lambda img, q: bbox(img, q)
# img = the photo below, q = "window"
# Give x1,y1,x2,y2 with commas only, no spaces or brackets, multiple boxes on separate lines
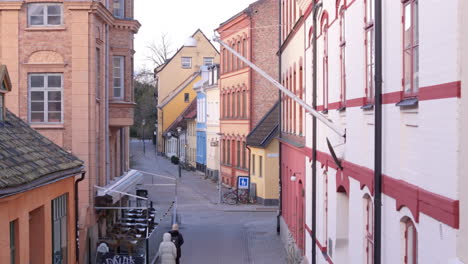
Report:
403,0,419,96
242,39,247,67
232,43,236,71
203,57,214,66
323,25,329,111
96,48,101,99
236,92,241,118
10,220,19,264
252,154,256,175
52,194,68,264
299,66,303,135
293,69,296,134
184,93,189,103
237,141,241,167
29,73,63,123
28,3,62,26
222,49,226,73
113,0,124,18
227,140,231,165
402,218,418,264
259,156,263,177
365,0,375,103
113,56,124,99
237,40,241,69
0,93,4,122
181,57,192,68
242,90,247,118
339,8,346,107
242,142,246,169
364,196,374,264
227,93,231,117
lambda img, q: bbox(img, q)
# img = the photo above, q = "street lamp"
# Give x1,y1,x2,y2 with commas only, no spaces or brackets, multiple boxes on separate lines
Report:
177,127,182,179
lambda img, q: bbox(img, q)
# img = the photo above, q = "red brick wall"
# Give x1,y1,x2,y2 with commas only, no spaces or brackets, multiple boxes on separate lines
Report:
251,0,280,127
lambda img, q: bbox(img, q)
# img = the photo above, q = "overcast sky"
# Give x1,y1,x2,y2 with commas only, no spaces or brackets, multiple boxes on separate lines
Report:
134,0,258,72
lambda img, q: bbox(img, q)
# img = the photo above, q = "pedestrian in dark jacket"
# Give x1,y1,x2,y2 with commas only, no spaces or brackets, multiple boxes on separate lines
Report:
168,224,184,264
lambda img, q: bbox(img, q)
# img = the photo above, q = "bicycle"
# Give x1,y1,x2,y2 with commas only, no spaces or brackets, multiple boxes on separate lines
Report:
222,188,252,204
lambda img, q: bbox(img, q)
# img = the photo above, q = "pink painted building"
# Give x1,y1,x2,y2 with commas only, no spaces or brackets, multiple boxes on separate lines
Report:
0,0,139,262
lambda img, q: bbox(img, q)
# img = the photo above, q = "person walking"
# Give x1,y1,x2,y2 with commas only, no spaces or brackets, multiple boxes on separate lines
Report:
158,232,177,264
168,224,184,264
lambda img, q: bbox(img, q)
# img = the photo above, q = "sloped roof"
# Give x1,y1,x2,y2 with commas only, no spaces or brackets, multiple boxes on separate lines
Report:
163,99,197,135
0,110,83,196
155,29,219,74
246,102,279,148
158,72,200,108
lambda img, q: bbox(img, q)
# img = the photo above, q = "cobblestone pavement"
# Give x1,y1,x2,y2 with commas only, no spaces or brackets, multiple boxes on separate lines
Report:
130,139,286,264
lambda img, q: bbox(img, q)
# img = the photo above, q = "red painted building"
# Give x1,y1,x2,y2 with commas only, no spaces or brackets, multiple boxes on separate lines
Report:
216,0,279,187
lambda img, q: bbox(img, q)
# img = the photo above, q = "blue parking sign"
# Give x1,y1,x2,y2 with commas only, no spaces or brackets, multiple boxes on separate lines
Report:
237,176,250,190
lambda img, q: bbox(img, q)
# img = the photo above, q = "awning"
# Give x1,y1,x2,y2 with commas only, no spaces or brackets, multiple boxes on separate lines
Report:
96,169,144,204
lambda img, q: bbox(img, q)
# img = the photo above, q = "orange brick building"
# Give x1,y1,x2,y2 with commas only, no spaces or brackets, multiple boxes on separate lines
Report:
0,1,139,262
216,0,279,187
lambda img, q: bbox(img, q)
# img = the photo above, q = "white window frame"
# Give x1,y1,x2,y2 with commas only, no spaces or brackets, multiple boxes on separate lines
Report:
113,0,124,18
113,56,124,99
181,57,192,69
203,57,214,66
28,3,63,27
28,73,63,124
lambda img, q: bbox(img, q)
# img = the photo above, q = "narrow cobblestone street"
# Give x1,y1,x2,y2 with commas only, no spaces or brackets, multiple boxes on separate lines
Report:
130,139,286,264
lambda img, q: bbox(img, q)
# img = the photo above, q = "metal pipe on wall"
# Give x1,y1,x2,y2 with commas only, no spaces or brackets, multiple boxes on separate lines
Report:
373,0,383,263
311,3,323,263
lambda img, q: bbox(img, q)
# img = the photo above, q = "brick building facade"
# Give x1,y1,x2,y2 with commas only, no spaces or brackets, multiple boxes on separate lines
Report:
217,0,279,187
0,1,139,262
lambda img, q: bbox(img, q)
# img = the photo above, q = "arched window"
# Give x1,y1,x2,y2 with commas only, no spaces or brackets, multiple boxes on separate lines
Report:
364,0,375,103
293,67,297,135
299,65,303,135
237,40,241,70
232,43,236,71
364,195,374,264
242,39,247,67
323,21,329,111
402,0,419,96
237,91,241,118
339,7,346,108
401,217,418,264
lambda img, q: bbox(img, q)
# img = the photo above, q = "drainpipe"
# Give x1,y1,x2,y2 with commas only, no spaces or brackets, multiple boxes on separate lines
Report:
312,3,323,264
105,24,110,184
75,171,86,263
373,0,383,263
277,0,282,235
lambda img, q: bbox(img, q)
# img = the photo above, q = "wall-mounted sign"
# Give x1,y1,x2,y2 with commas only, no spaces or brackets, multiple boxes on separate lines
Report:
210,141,219,147
237,176,250,190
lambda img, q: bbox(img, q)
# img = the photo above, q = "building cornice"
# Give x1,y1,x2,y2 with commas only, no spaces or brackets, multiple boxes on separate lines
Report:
0,2,22,10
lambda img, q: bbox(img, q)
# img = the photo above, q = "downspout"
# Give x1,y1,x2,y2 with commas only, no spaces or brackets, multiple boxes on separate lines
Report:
249,10,253,132
277,0,283,235
373,0,383,263
75,172,86,263
312,3,323,264
105,24,111,184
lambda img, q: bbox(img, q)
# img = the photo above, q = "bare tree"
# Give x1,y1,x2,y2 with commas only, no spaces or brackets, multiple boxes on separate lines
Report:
145,32,174,68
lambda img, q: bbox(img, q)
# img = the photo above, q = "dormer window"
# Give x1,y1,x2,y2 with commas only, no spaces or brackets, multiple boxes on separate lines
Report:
28,3,63,27
0,65,12,122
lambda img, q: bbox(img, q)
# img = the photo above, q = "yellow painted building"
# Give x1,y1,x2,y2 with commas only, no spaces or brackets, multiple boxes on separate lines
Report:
246,103,280,205
156,29,219,153
158,73,200,134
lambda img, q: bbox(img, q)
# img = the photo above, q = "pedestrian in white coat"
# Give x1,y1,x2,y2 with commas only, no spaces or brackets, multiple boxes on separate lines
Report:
158,232,177,264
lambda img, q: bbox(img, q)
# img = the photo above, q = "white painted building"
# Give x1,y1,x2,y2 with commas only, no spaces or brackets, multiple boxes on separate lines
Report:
279,0,464,263
205,65,221,180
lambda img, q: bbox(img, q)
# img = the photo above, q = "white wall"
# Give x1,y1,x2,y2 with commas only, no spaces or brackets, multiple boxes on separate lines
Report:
302,0,462,263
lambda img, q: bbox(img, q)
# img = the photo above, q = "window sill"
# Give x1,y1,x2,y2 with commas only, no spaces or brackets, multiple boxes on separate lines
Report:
25,26,66,31
337,106,346,112
30,123,64,129
361,103,374,111
396,97,418,109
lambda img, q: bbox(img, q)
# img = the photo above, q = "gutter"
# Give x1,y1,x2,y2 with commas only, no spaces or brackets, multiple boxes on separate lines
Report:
312,3,323,264
0,166,85,198
374,0,383,263
75,171,86,263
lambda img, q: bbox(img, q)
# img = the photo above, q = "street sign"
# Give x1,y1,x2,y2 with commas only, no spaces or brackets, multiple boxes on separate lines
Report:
237,176,250,190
